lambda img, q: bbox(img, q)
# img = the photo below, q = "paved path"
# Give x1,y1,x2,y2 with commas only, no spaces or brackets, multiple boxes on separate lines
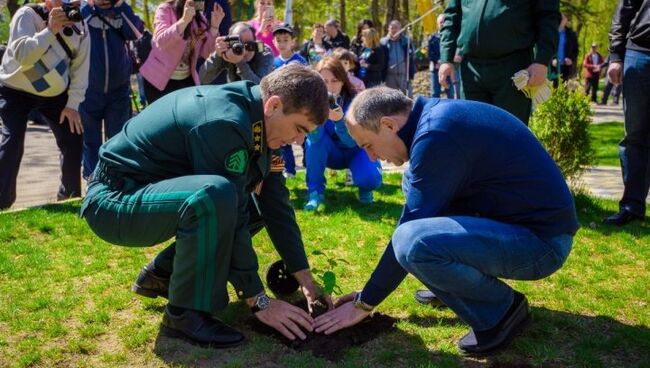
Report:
5,102,646,211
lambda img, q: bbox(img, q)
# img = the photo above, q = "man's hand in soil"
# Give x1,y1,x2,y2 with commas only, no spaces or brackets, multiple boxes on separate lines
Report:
254,299,314,340
313,292,371,335
294,269,334,313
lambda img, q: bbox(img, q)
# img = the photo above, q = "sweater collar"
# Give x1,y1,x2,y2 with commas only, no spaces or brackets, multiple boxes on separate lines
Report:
398,96,432,151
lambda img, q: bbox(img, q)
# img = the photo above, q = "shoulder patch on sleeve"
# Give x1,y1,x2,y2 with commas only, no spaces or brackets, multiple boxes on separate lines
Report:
225,148,249,175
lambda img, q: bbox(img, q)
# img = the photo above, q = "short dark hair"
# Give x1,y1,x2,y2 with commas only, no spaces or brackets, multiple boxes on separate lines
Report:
260,63,329,126
229,22,256,39
325,19,339,28
332,48,358,66
347,87,412,133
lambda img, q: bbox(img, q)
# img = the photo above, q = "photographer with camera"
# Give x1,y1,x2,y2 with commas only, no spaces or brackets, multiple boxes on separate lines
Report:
199,21,273,85
139,0,223,104
79,0,144,181
0,0,89,209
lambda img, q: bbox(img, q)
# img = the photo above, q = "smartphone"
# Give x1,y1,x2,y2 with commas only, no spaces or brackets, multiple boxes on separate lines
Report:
194,0,205,11
265,5,275,19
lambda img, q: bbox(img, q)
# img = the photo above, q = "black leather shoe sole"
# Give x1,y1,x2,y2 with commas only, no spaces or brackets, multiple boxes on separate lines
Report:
160,325,245,349
132,283,167,299
460,314,532,357
458,293,532,356
414,289,447,308
132,266,169,299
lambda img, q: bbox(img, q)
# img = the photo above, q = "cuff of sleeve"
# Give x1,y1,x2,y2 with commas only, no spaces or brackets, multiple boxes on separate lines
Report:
360,281,389,307
231,271,264,299
534,49,554,65
285,257,310,274
609,53,624,63
440,49,454,64
65,97,81,111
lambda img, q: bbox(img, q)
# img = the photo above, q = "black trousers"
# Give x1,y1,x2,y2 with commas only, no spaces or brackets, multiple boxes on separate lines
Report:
0,86,82,209
584,77,599,102
143,76,194,105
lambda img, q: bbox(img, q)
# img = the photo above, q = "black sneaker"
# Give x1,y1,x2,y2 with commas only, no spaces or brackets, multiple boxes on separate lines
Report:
457,291,532,356
414,289,447,308
161,306,244,348
132,262,169,299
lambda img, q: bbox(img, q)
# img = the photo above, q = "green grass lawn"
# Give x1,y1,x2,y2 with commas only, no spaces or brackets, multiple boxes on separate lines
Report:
1,173,648,368
590,122,624,167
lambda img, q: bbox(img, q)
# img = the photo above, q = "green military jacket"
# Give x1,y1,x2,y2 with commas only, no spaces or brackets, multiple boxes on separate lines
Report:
440,0,560,65
99,81,309,299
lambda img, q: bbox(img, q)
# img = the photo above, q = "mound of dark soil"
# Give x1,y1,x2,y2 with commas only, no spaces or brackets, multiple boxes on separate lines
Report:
246,299,397,362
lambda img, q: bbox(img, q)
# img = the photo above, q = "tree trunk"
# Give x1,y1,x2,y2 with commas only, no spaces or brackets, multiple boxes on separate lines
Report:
371,0,380,31
7,0,19,17
143,0,151,30
385,0,398,33
401,0,409,23
339,0,346,34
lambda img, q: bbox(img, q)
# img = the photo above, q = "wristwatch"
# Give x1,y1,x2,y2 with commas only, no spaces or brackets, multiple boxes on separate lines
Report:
353,292,375,312
250,292,271,313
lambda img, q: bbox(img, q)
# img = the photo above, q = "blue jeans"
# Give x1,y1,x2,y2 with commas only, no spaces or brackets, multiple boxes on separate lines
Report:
620,49,650,216
392,216,573,331
305,132,382,195
80,85,132,179
281,144,296,175
430,69,455,99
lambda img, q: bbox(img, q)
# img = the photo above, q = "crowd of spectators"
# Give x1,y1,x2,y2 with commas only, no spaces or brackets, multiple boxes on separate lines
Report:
0,0,422,210
0,0,636,214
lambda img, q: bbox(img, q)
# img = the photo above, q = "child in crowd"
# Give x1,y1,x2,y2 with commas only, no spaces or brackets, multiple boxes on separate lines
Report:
273,23,308,68
272,23,308,178
332,48,365,93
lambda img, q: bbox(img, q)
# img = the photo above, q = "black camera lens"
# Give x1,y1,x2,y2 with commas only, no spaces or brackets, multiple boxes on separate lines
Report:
244,41,259,53
230,43,244,55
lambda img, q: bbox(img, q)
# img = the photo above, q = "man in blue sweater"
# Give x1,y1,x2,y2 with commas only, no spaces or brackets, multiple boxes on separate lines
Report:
313,87,579,355
80,0,144,180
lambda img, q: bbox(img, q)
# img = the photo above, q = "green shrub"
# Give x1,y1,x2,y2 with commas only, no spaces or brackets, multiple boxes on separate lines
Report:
529,82,594,180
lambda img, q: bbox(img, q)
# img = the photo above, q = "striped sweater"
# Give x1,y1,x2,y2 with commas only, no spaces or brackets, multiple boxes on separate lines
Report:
0,5,90,110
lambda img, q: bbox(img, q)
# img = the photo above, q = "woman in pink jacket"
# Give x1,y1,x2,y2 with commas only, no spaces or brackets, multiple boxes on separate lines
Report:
140,0,223,103
247,0,280,56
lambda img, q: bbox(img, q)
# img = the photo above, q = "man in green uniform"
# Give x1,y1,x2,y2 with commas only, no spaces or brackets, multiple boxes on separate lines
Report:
80,64,330,347
438,0,560,124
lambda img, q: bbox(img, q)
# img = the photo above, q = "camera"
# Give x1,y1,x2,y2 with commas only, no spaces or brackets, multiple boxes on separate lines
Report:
62,2,82,22
224,35,245,55
224,36,265,56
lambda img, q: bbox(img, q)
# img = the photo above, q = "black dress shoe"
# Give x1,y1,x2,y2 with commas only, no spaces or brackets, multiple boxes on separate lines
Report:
457,291,531,356
132,263,169,299
161,306,245,348
603,209,644,226
414,289,447,308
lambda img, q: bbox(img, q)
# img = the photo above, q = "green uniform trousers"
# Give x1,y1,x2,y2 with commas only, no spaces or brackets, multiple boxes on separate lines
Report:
459,50,533,125
82,174,238,313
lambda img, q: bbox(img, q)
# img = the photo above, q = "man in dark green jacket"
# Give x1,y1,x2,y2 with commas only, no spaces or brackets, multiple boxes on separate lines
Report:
438,0,560,124
80,64,330,347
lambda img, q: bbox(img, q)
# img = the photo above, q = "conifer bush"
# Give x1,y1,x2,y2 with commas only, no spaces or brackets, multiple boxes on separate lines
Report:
529,82,594,180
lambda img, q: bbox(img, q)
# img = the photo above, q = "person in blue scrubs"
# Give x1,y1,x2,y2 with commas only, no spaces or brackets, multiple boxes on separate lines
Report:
303,57,382,211
313,87,579,355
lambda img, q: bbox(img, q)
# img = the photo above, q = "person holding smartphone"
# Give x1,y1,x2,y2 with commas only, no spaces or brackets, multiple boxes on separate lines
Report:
247,0,280,56
139,0,224,103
